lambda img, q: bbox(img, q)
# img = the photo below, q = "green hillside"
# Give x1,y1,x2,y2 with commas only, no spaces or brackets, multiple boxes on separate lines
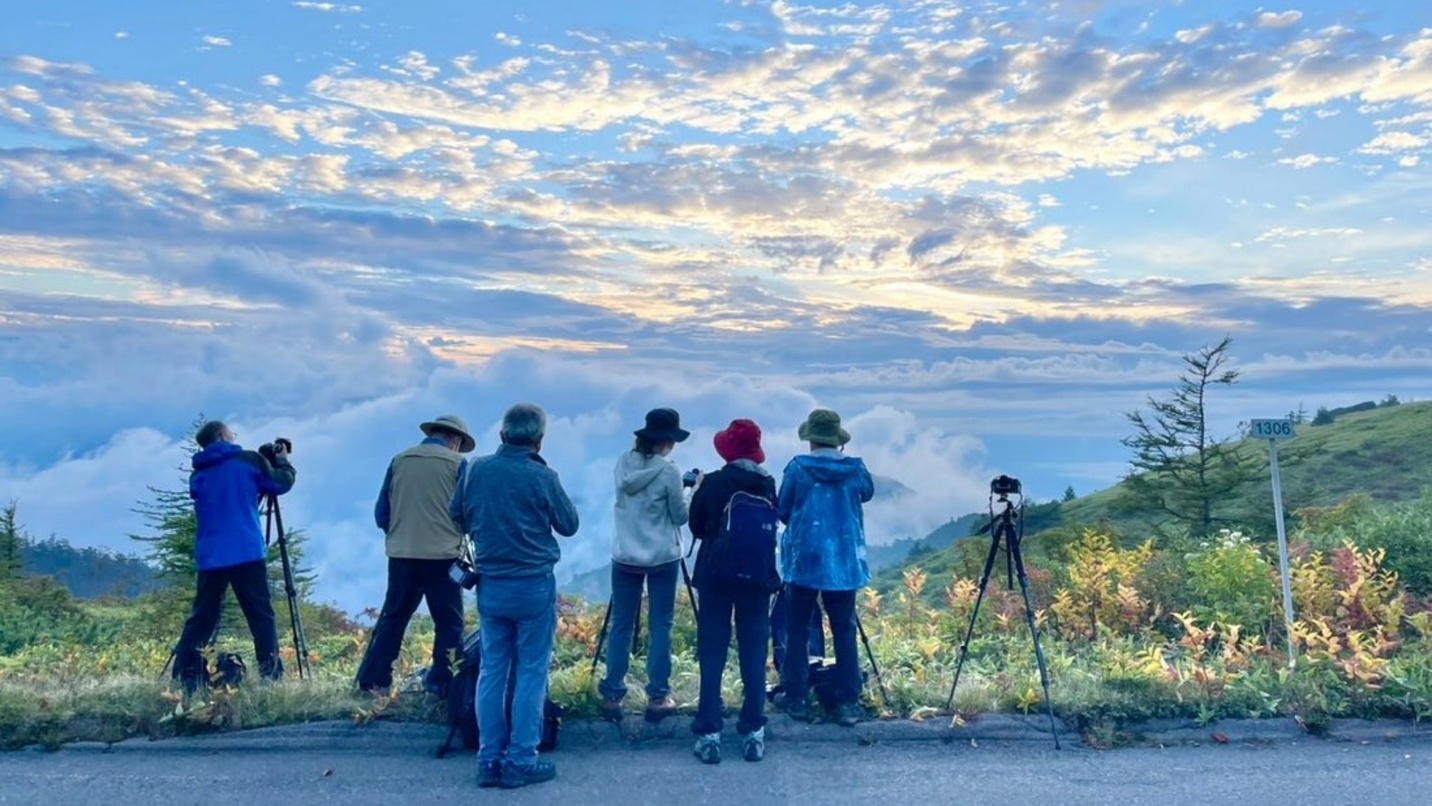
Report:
874,399,1432,599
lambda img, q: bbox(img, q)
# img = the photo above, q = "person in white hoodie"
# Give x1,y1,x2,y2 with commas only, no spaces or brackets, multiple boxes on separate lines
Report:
598,407,692,722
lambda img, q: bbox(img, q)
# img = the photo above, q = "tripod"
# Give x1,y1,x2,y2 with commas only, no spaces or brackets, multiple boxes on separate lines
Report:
263,494,311,680
943,489,1060,748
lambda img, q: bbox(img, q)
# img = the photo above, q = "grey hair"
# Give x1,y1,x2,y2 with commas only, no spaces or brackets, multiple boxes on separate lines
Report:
501,403,547,446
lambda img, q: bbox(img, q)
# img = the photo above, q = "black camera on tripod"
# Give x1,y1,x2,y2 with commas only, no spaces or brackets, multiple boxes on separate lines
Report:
990,474,1021,497
258,437,293,464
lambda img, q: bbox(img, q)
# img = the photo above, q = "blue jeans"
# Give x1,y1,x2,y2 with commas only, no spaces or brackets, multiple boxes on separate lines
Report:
770,585,825,673
598,561,677,701
476,572,556,770
780,585,861,706
692,584,770,735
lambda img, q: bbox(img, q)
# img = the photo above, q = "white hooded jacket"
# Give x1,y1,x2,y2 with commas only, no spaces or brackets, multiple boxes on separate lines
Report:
611,450,689,568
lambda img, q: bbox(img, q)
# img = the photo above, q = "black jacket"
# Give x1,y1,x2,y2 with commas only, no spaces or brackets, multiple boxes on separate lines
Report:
688,462,778,590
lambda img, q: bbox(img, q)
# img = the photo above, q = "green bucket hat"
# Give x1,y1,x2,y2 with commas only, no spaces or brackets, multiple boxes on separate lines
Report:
797,408,850,447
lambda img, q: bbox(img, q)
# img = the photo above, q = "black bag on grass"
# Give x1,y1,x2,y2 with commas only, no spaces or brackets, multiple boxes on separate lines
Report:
436,630,564,758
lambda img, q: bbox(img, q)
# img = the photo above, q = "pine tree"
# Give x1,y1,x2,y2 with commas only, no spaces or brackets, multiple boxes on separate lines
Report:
1,500,24,582
1120,336,1258,538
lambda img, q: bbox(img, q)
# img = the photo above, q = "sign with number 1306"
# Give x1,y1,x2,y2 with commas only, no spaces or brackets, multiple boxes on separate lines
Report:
1250,418,1296,440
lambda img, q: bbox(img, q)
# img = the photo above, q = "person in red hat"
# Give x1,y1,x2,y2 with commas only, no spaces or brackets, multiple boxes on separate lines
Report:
687,418,779,765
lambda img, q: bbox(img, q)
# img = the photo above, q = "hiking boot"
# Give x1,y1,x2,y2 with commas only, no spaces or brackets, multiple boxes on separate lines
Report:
600,697,624,722
645,695,678,721
782,696,810,722
694,732,722,765
499,760,557,789
476,762,501,789
741,727,765,762
835,701,864,727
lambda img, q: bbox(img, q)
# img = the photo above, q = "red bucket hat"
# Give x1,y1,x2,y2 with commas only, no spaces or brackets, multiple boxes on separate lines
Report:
713,419,765,464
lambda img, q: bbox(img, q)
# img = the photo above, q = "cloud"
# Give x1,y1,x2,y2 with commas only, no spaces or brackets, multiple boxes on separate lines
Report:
259,74,282,87
1254,11,1303,29
1277,153,1338,169
293,2,363,12
201,36,233,49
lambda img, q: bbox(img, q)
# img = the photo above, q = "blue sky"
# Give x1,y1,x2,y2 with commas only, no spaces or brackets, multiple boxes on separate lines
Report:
2,1,1431,612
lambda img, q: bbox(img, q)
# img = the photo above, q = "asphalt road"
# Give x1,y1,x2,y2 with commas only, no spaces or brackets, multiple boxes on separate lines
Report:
2,723,1428,806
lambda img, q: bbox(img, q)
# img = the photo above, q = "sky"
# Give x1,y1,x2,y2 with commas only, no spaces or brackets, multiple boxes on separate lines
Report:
2,0,1431,614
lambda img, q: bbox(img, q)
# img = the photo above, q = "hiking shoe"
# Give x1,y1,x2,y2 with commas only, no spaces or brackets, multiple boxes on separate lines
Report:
694,732,721,765
645,695,677,721
782,696,810,722
476,762,501,788
741,727,765,762
835,702,864,727
499,760,557,789
600,697,624,721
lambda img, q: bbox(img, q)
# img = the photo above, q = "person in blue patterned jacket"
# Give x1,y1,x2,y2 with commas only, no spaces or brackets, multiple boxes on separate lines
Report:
775,408,874,726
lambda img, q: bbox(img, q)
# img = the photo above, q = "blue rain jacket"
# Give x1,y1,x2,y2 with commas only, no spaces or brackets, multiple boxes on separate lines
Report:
776,450,874,591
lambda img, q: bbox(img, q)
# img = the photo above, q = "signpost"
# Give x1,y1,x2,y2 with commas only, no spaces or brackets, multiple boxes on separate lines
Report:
1250,418,1297,662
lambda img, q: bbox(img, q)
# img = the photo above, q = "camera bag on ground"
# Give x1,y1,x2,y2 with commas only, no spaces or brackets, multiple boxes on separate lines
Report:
708,491,780,589
435,629,565,758
213,652,247,688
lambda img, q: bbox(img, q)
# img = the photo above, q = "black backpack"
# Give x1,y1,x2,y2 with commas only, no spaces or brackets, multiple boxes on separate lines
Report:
436,630,565,758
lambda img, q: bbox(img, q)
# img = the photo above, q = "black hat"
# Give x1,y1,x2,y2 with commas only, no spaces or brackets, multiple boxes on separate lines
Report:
634,407,690,443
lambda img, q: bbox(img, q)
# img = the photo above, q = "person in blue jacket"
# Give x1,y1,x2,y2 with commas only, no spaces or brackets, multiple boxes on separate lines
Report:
776,408,873,726
171,420,297,690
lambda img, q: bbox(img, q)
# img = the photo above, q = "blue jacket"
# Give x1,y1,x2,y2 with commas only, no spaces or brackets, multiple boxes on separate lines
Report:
777,450,874,591
190,442,297,571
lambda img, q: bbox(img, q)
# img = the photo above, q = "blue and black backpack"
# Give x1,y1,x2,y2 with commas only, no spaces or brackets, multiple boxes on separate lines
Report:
708,491,780,590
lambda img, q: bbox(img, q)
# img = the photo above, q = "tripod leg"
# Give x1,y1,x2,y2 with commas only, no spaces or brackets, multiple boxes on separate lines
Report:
943,527,1004,712
1009,537,1061,749
270,497,310,680
853,611,889,710
679,558,699,621
590,597,613,677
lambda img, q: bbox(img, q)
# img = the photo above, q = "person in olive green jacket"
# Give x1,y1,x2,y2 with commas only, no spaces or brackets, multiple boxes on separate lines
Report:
355,414,476,697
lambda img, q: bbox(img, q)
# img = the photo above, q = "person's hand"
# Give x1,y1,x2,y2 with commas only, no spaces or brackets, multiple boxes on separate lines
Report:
271,439,290,459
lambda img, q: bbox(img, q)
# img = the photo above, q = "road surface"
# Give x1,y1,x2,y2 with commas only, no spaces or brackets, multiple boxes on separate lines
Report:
1,722,1427,805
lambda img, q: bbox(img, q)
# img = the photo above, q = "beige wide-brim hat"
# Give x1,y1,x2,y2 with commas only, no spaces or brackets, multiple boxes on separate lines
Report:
797,408,851,447
421,414,476,453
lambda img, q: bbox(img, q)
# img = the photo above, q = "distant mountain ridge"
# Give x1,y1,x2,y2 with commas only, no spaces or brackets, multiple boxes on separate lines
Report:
19,536,160,599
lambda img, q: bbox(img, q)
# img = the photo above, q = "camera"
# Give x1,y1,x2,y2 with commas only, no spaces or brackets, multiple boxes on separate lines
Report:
990,474,1022,497
682,468,701,488
448,557,479,590
258,437,293,464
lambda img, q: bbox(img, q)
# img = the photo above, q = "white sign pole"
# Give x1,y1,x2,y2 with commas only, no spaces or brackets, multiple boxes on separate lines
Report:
1251,418,1297,664
1268,438,1296,664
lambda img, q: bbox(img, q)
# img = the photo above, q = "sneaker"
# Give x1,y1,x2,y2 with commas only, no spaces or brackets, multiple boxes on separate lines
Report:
693,732,721,765
476,762,501,789
498,760,557,789
601,697,624,722
835,702,864,727
741,727,765,762
645,695,677,721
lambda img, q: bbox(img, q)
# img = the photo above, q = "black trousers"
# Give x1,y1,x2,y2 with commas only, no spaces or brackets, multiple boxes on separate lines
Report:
355,557,465,694
780,585,861,706
173,560,282,686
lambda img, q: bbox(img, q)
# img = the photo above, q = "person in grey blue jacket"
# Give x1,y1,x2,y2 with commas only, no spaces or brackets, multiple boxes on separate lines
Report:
449,403,579,790
776,408,873,726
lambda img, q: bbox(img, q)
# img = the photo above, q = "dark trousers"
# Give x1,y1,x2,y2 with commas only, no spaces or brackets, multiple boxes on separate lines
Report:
770,585,825,673
173,560,281,685
355,557,465,694
780,585,861,706
692,584,770,736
